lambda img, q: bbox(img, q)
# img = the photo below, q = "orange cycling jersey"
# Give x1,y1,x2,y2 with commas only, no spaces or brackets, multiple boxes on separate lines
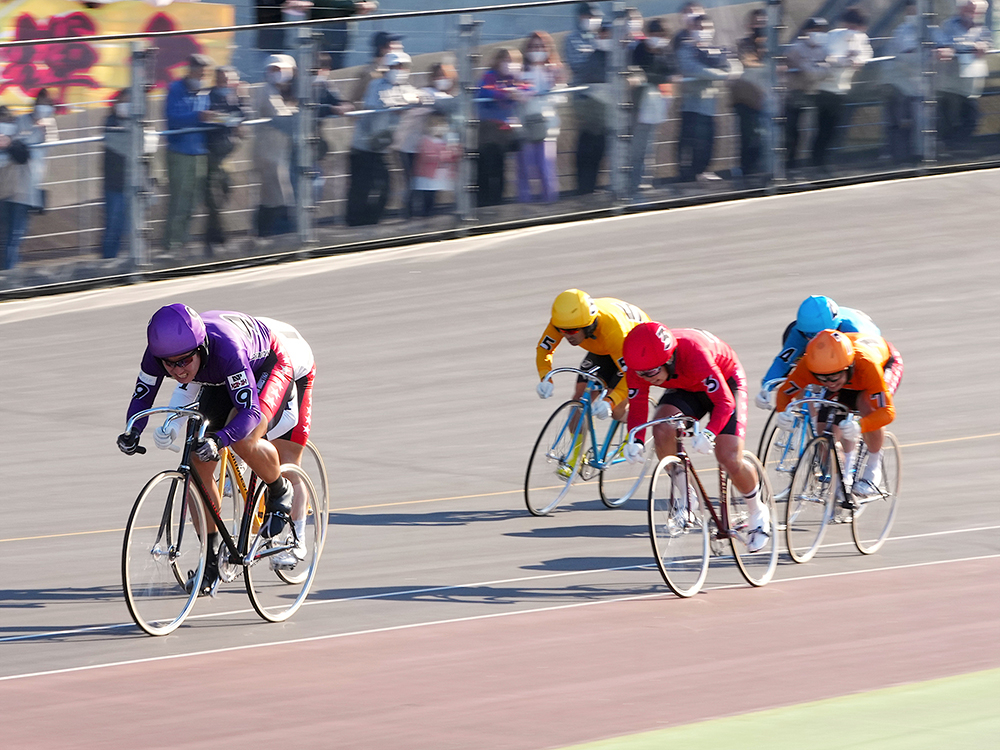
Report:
777,333,896,432
536,298,649,407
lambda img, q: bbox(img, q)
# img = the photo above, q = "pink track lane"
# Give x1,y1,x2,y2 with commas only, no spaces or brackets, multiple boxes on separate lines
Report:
7,558,999,750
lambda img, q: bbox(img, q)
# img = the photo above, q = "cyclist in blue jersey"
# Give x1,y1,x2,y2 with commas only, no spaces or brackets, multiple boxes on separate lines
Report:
755,295,880,410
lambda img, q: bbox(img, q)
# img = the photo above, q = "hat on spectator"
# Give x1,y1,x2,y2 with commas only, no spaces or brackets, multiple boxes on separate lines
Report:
265,54,297,71
383,51,411,67
372,30,403,52
804,16,828,31
187,53,212,69
577,2,601,17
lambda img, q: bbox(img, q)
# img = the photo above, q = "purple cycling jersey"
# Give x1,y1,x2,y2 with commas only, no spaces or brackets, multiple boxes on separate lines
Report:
126,311,275,447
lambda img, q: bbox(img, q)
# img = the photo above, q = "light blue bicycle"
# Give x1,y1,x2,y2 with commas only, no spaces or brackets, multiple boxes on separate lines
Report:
524,368,651,516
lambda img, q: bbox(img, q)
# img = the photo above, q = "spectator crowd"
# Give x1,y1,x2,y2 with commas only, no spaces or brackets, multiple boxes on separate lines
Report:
0,0,996,270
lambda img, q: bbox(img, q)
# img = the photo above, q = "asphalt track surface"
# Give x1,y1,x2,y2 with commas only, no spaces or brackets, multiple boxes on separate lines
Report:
2,169,999,749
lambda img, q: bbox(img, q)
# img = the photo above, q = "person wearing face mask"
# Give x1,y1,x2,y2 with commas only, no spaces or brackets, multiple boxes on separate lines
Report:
732,8,770,183
101,90,132,260
884,0,922,165
393,61,459,218
565,3,611,196
204,67,249,253
349,30,405,108
670,2,705,56
517,31,567,204
476,47,531,208
933,0,993,156
784,17,830,174
1,89,57,270
163,54,212,254
676,15,741,184
347,50,428,226
629,17,675,195
812,8,871,173
254,55,299,237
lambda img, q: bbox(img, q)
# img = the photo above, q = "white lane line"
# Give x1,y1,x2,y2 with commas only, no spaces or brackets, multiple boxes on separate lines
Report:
4,524,999,644
1,552,998,682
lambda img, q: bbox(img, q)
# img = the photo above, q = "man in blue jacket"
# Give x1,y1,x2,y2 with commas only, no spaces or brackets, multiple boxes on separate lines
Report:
163,54,212,253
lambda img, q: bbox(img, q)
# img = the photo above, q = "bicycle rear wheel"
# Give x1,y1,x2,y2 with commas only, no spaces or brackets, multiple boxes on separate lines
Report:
785,437,836,564
122,471,208,636
599,419,648,508
301,440,330,545
648,456,709,598
851,432,901,554
525,401,586,516
244,465,323,622
726,452,778,586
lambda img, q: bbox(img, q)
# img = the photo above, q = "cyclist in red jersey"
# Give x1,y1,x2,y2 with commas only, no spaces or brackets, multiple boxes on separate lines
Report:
621,322,769,552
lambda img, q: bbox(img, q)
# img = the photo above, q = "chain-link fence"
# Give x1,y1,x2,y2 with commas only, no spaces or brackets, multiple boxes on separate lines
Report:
1,0,997,296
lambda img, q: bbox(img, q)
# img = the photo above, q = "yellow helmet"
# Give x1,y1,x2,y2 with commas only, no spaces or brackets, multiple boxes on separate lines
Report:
551,289,598,330
804,330,855,374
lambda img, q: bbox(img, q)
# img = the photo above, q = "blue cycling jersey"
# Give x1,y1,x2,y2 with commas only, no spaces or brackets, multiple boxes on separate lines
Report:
761,306,880,386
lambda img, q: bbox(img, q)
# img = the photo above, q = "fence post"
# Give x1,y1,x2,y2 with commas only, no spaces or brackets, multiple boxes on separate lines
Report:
456,14,481,224
609,2,629,204
128,42,151,269
918,0,937,167
295,27,318,246
766,0,784,183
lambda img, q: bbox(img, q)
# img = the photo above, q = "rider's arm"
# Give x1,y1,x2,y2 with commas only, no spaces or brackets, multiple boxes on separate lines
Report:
535,324,563,380
761,328,808,385
856,361,895,432
124,350,166,434
702,364,737,436
214,358,264,448
625,374,651,442
774,360,811,412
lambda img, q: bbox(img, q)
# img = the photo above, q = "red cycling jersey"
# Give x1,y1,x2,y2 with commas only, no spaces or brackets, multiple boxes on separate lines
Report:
626,328,747,440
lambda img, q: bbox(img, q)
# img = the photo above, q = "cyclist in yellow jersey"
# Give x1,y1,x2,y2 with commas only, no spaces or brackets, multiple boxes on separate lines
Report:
535,289,650,421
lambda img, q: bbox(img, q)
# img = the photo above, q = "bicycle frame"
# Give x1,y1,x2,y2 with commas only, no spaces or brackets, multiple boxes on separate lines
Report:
780,395,857,499
627,415,734,537
542,367,626,472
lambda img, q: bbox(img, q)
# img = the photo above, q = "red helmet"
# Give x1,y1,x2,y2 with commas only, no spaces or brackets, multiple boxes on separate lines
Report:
623,321,676,372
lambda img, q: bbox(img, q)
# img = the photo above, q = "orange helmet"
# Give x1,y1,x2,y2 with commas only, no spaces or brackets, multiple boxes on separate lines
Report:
804,330,855,374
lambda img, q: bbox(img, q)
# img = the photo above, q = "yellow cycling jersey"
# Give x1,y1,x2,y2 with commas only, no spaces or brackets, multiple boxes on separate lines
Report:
536,297,650,406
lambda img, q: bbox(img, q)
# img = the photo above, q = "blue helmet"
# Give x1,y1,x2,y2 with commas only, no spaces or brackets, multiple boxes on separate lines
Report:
796,295,841,337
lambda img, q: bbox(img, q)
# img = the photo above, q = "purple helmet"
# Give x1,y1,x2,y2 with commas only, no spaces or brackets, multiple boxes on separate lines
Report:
146,304,207,359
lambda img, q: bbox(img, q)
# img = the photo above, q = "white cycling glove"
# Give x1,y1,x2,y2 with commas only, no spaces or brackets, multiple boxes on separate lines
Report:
839,417,861,443
754,387,773,411
536,380,554,399
775,410,796,431
691,428,715,455
153,423,180,452
592,399,612,420
624,441,645,464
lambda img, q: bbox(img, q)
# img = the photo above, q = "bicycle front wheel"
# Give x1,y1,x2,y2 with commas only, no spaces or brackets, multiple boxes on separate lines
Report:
759,415,809,529
244,465,323,622
122,471,208,636
785,437,836,564
851,432,901,554
726,452,778,587
599,419,649,508
525,401,586,516
648,456,709,598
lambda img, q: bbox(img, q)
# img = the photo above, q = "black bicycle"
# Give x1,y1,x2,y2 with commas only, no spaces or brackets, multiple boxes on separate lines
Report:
121,407,325,635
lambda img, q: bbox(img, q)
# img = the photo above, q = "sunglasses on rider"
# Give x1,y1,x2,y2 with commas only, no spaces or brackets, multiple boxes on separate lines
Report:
634,366,662,378
556,326,582,335
161,351,198,370
811,370,845,384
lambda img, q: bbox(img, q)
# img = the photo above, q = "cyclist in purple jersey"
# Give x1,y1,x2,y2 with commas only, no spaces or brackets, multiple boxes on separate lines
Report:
117,304,297,594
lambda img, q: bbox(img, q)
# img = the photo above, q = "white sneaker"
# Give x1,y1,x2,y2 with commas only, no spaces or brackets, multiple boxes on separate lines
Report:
696,171,722,183
745,506,771,554
270,539,307,570
852,478,881,498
